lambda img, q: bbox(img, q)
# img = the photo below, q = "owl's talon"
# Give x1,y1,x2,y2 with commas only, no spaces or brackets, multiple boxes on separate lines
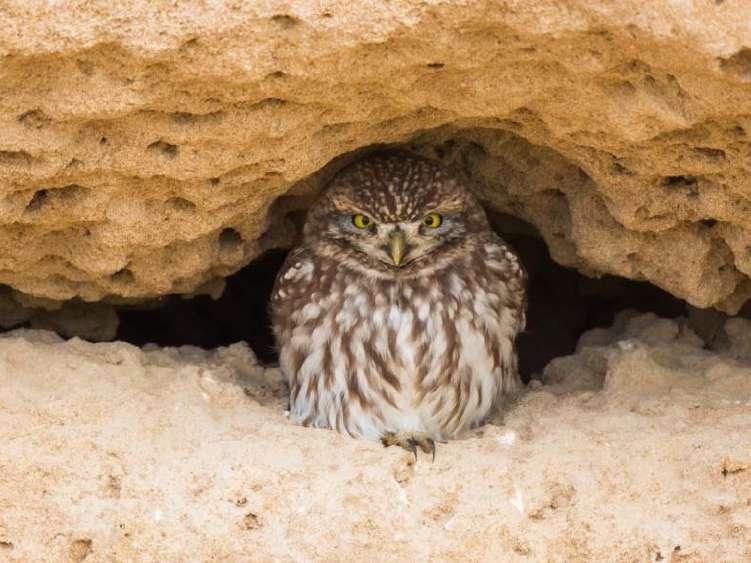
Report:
382,432,436,461
407,439,418,460
425,438,436,461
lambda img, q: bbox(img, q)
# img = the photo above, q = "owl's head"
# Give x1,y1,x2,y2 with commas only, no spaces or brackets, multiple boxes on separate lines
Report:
303,151,490,275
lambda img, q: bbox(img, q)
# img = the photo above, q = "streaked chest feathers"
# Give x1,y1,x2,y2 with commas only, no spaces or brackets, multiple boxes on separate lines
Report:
274,248,522,441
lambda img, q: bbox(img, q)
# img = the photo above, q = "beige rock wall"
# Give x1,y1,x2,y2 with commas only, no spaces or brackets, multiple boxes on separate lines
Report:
1,1,751,310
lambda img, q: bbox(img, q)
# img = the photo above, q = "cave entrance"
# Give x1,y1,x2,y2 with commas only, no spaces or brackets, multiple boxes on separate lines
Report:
0,126,693,380
114,214,687,381
115,124,692,380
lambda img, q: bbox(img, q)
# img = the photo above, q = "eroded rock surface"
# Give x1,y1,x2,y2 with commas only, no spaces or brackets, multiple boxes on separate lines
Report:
1,1,751,311
1,313,750,560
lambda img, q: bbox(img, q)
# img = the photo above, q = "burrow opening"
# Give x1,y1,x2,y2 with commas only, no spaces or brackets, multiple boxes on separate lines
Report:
114,213,686,382
115,128,691,381
0,127,705,381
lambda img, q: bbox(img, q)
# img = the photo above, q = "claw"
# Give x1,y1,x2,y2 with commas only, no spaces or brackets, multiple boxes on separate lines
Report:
382,431,437,461
425,438,436,462
407,439,418,460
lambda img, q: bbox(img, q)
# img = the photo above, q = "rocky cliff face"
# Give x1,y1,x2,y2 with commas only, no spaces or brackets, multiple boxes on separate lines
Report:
1,1,751,312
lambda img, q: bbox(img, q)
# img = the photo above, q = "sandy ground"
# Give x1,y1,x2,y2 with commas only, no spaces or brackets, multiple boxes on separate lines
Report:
1,312,750,561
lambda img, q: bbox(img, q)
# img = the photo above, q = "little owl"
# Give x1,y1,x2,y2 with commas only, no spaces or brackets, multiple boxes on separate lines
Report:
271,151,526,457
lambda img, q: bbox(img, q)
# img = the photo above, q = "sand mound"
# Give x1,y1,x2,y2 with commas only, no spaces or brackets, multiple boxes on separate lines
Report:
1,313,749,560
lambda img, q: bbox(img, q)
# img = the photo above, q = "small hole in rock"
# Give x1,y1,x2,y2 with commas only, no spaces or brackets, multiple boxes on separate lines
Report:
25,189,48,212
612,162,633,176
0,150,33,166
700,219,718,228
662,175,698,189
270,14,299,28
182,37,199,49
219,228,244,251
168,197,197,212
111,268,135,284
18,109,50,129
147,141,179,158
19,185,87,213
209,177,221,186
719,48,751,79
427,62,445,69
694,147,726,160
254,98,287,110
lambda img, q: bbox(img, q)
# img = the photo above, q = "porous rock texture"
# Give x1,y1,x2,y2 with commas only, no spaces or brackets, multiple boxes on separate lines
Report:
1,313,750,560
1,1,751,312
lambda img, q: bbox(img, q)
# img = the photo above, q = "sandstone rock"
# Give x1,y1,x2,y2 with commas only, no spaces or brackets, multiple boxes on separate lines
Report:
0,286,117,340
30,302,119,342
1,2,751,311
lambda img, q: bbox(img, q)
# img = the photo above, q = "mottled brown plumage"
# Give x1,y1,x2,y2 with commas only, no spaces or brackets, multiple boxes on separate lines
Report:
271,152,526,454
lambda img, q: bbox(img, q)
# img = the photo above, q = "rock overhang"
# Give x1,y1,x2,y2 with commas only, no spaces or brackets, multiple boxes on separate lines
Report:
0,1,750,313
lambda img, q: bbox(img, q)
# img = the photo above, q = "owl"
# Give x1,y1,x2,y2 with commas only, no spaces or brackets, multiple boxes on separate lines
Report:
270,151,526,457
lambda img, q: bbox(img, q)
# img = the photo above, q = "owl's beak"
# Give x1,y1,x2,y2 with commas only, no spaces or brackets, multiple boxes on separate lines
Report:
388,231,407,266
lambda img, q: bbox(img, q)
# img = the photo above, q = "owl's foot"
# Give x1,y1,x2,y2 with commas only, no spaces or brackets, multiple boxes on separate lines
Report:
381,431,436,461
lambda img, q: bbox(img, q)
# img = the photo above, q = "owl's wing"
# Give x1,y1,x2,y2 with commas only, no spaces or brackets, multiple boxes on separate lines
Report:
270,247,317,329
486,234,528,334
511,256,528,333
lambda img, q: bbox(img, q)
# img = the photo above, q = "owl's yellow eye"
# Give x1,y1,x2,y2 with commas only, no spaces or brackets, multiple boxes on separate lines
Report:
352,214,372,229
423,212,443,228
